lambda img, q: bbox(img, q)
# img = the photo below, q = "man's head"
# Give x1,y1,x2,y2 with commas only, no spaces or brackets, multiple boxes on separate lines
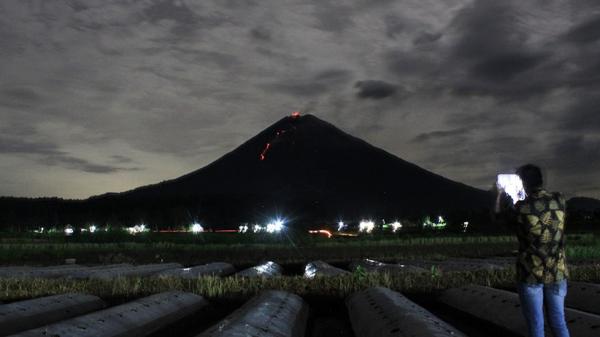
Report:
516,164,543,193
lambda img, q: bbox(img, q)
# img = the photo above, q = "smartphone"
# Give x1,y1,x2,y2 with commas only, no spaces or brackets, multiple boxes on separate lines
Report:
497,174,526,204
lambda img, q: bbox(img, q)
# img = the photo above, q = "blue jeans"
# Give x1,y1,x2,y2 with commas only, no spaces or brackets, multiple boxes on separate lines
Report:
517,280,570,337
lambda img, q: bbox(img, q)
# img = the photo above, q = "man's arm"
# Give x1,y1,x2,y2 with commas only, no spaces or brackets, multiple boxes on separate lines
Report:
492,186,518,229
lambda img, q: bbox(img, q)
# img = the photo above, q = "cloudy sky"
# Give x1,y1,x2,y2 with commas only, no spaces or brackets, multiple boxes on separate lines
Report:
0,0,599,199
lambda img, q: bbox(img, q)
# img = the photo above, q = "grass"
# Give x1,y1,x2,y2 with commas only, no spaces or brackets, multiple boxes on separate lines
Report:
2,264,599,303
0,233,598,266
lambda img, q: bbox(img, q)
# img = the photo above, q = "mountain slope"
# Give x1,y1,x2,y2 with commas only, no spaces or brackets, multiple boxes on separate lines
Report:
88,114,492,223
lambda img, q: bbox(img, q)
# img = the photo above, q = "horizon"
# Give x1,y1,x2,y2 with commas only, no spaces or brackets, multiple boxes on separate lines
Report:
1,1,599,200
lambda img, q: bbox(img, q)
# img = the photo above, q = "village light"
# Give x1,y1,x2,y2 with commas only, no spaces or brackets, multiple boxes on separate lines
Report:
359,220,375,233
337,221,345,231
89,225,97,233
391,221,402,232
191,223,204,233
64,226,74,236
266,218,285,233
127,224,147,234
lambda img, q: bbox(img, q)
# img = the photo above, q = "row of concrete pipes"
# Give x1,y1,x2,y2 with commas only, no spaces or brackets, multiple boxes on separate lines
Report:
2,281,599,337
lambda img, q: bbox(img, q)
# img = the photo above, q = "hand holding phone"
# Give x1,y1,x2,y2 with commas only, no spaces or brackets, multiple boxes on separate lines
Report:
497,174,526,204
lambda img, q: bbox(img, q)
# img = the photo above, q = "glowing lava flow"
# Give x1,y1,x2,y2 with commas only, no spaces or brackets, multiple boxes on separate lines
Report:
258,112,300,161
259,143,271,161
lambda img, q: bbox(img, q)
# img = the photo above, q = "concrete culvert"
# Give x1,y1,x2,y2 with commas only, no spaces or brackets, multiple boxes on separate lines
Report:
304,261,349,278
566,281,600,315
350,259,426,274
157,262,236,279
87,263,183,280
67,264,133,279
0,293,105,336
0,265,92,279
439,285,600,337
197,290,308,337
346,286,467,337
11,291,208,337
235,261,282,277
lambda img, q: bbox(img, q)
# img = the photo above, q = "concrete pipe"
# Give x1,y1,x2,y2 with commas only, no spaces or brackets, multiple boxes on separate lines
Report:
12,291,208,337
439,284,600,337
346,287,467,337
0,293,105,336
158,262,235,279
304,261,349,278
235,261,282,277
197,290,308,337
566,281,600,315
88,263,182,280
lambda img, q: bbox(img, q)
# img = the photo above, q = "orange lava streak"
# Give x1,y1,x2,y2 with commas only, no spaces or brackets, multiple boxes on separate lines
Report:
260,142,271,161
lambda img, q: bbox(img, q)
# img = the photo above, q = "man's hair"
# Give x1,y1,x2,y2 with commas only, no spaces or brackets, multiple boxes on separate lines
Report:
516,164,543,190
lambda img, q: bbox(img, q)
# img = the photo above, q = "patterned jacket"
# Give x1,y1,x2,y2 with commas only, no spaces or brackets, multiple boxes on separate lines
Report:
514,188,569,284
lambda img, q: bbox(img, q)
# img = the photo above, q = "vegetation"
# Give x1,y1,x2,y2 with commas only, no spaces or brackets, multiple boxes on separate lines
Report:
0,233,598,266
2,264,599,303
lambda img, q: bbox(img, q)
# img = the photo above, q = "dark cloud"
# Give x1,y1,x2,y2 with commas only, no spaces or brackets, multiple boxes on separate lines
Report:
0,136,141,174
311,2,355,33
354,80,398,99
65,0,89,12
0,87,44,109
413,32,442,46
144,0,198,25
250,26,271,41
142,0,230,37
262,69,353,97
549,136,600,175
39,156,141,174
384,15,405,39
412,128,470,143
469,52,547,82
561,95,600,131
564,14,600,44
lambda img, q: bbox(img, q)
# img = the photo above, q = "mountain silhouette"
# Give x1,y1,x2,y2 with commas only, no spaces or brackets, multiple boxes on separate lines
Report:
84,113,492,226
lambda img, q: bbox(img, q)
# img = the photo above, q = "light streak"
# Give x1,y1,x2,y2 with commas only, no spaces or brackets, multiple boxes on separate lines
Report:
259,142,271,161
309,229,333,238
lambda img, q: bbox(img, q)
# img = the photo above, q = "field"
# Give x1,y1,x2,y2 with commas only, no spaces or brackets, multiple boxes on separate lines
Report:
1,231,599,337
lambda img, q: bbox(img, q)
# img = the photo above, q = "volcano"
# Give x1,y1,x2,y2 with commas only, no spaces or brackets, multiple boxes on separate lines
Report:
82,113,492,226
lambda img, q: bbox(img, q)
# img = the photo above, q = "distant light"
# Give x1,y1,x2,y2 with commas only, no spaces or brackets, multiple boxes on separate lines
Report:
359,220,375,233
337,221,345,231
127,224,147,234
64,226,74,236
191,223,204,233
309,229,333,238
89,225,97,233
291,111,301,118
423,216,447,229
390,221,403,232
239,224,249,233
462,221,470,233
266,218,285,233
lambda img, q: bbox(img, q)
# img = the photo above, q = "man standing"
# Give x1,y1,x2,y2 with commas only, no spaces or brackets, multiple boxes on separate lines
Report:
495,164,570,337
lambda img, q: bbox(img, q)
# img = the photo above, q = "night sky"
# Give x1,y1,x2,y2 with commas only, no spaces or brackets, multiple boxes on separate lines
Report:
0,0,599,199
